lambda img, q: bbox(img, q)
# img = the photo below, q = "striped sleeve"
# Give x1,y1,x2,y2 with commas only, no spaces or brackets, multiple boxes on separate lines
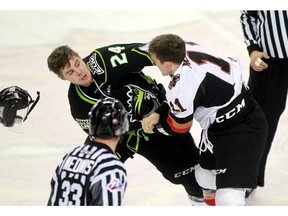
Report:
240,10,262,55
240,10,288,58
89,154,127,206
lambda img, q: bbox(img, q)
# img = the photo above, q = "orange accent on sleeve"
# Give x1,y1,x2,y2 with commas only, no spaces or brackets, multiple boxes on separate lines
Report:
167,114,192,134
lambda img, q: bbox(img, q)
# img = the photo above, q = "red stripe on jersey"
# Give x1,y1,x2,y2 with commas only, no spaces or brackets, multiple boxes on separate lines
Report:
167,113,192,134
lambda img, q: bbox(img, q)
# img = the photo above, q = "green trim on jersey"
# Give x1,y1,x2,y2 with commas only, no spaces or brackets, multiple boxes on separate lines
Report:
131,47,154,65
125,130,149,153
134,88,144,117
75,85,96,104
125,130,141,153
92,49,108,88
144,74,155,85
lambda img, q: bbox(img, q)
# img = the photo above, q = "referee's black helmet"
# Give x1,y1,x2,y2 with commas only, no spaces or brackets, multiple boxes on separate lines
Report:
88,97,129,139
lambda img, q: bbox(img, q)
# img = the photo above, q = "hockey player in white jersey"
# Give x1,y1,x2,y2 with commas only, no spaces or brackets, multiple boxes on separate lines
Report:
142,34,268,206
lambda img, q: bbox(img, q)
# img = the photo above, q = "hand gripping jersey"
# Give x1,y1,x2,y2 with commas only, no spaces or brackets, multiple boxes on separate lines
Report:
68,43,165,134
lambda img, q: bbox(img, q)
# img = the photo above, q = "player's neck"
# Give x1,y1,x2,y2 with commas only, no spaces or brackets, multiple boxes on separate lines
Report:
94,137,119,152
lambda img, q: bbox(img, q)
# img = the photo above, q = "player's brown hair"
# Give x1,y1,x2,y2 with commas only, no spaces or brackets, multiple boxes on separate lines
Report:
47,45,80,75
149,34,186,64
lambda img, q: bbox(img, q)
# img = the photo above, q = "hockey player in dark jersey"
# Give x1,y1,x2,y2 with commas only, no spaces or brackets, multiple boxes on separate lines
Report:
47,43,204,205
48,97,129,206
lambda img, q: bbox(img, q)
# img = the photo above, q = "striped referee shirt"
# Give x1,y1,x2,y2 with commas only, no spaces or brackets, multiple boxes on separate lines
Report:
47,140,127,206
240,10,288,59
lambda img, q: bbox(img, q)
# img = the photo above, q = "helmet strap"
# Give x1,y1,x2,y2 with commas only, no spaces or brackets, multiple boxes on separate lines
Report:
23,91,40,122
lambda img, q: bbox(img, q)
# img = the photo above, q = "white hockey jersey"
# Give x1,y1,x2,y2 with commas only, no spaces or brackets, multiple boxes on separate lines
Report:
163,43,245,136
